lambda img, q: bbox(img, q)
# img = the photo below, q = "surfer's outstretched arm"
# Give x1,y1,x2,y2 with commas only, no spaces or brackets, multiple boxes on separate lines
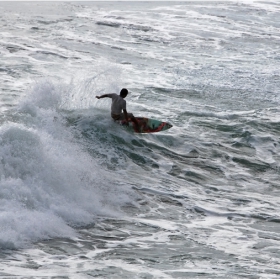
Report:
96,94,111,99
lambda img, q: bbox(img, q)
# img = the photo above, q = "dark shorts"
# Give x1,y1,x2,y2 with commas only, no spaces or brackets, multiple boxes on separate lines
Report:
111,113,133,121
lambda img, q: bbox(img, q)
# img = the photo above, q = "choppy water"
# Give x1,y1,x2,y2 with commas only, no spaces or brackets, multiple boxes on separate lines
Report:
1,1,280,278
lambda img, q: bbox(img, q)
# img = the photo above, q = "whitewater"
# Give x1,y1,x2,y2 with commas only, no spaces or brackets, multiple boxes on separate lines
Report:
0,1,280,278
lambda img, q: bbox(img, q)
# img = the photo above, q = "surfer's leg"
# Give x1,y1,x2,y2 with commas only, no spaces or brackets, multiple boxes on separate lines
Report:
128,113,140,132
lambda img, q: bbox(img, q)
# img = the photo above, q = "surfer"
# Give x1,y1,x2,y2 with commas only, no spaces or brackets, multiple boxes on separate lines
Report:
96,88,139,131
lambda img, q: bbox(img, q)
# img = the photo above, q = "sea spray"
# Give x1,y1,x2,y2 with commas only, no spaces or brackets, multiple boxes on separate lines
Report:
0,79,139,249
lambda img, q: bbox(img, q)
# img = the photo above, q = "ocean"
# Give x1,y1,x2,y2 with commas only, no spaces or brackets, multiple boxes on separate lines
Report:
1,1,280,278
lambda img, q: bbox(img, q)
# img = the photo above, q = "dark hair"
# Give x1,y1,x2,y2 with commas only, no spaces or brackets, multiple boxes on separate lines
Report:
120,88,128,97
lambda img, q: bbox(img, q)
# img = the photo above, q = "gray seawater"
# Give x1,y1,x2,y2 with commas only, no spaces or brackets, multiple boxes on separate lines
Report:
1,1,280,278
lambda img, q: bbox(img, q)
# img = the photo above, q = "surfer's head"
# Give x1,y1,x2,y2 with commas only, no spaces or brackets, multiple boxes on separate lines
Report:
120,88,128,98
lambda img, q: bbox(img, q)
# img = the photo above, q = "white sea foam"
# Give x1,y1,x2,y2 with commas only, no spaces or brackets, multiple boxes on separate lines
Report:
0,79,140,249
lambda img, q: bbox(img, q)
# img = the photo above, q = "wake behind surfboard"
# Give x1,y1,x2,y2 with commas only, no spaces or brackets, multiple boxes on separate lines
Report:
116,117,172,133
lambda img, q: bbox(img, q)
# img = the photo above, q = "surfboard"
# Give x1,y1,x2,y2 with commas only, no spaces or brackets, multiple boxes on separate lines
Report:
116,117,172,133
